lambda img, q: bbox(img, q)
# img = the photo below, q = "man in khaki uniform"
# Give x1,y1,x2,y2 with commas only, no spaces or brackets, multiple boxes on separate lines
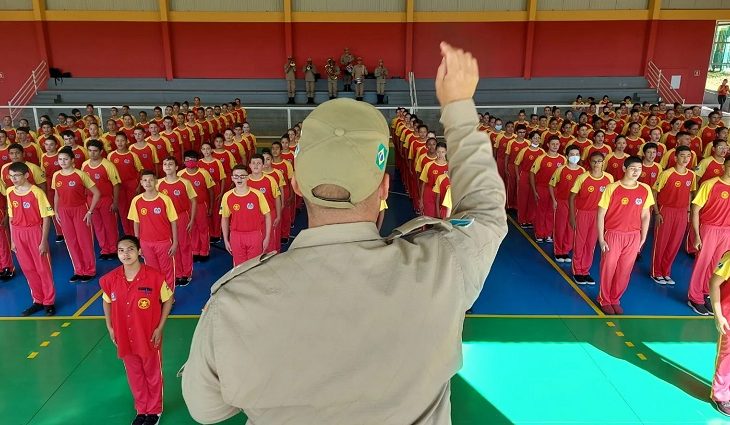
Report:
374,59,389,104
340,47,354,92
325,57,340,100
352,57,368,101
182,43,507,425
303,57,317,105
284,56,296,104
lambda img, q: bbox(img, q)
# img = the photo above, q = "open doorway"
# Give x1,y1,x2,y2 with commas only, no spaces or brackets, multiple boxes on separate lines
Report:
707,22,730,112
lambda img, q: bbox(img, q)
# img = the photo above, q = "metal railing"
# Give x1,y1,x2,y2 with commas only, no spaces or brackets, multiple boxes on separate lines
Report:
408,71,418,112
7,60,48,122
645,60,685,105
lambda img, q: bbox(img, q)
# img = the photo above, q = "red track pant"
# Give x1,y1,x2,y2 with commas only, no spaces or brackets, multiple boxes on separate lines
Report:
422,184,437,218
713,333,730,402
231,230,264,266
534,186,553,239
281,187,293,239
0,211,13,270
572,209,598,275
47,188,63,237
91,197,119,255
553,199,573,256
122,351,163,415
267,210,280,253
191,202,210,256
57,206,96,276
209,186,223,239
12,226,55,305
118,182,137,236
688,225,730,304
686,231,698,255
598,230,640,306
174,210,192,279
506,165,518,210
650,206,687,278
516,172,535,225
141,239,175,291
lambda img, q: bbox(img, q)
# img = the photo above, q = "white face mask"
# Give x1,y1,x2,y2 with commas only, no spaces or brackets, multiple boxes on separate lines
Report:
568,155,581,164
494,125,503,131
530,141,540,148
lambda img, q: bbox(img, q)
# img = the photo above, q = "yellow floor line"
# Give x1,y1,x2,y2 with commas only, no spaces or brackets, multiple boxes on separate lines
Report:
40,341,49,347
637,353,647,361
507,216,605,316
72,290,103,317
27,352,38,359
626,341,635,347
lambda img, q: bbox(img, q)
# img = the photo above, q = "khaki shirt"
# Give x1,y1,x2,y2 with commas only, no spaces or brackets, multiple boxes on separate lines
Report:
182,99,508,425
374,66,388,81
340,53,354,68
326,64,340,81
284,63,296,81
352,64,368,81
302,64,317,82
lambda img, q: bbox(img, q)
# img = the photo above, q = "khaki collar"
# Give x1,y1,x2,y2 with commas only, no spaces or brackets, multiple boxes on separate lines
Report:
289,222,381,249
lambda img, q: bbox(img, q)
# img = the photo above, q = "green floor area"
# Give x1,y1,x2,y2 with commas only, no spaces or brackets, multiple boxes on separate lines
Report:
0,316,723,425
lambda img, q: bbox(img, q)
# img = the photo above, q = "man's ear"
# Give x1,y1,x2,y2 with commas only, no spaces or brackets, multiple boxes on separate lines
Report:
291,176,303,197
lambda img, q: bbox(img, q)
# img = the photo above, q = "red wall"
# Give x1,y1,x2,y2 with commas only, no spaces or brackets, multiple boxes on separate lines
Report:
0,19,718,105
532,21,648,77
170,22,286,78
0,21,45,116
413,22,526,78
45,21,165,77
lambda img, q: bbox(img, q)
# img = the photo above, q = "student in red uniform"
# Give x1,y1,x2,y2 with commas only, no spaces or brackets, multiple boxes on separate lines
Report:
101,235,172,425
158,156,196,286
82,140,120,260
688,160,730,315
650,146,696,284
60,129,89,169
145,122,173,177
685,120,703,157
624,122,645,156
161,116,183,163
109,133,143,235
603,135,629,182
505,125,529,210
16,127,42,166
0,180,13,280
582,130,612,168
709,251,730,415
596,156,654,314
221,165,272,266
41,135,65,241
130,126,159,175
702,112,723,148
247,153,282,253
270,141,296,243
419,142,448,217
704,127,729,158
7,162,56,316
222,129,245,166
569,124,593,155
128,170,178,291
180,149,216,261
175,113,195,154
433,172,452,219
515,131,545,227
549,145,585,262
53,146,100,281
697,140,728,185
261,149,288,243
638,142,662,188
530,136,565,242
570,152,614,284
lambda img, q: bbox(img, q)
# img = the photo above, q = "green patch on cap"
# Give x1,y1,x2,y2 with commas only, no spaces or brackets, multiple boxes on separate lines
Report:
376,143,388,171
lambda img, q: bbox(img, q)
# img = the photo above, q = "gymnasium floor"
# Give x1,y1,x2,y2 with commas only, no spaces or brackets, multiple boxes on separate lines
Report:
0,166,724,425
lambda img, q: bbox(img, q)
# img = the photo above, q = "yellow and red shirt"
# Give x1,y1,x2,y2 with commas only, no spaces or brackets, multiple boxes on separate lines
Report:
692,178,730,227
129,142,159,172
515,147,545,174
51,169,95,208
1,162,46,188
247,174,280,217
7,185,54,227
653,168,696,209
570,172,614,211
82,159,120,199
220,188,270,232
712,251,730,320
660,148,698,170
157,177,196,214
598,182,655,232
638,162,663,188
420,161,449,188
549,165,585,200
530,153,566,186
178,168,215,205
128,192,178,241
696,157,725,185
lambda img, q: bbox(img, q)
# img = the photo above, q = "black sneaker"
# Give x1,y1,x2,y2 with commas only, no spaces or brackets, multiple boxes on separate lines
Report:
584,275,596,285
200,255,210,262
688,300,710,316
574,274,586,285
0,267,12,281
210,237,221,244
280,237,289,244
80,275,95,282
715,400,730,416
21,303,44,316
143,414,160,425
45,305,56,316
69,274,83,282
705,296,715,315
55,235,64,243
132,414,147,425
176,277,190,287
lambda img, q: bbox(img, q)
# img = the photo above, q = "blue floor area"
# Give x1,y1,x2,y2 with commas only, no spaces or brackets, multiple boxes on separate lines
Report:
0,166,704,317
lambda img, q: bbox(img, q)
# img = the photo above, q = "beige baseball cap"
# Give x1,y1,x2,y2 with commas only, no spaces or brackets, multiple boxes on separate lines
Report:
294,98,389,209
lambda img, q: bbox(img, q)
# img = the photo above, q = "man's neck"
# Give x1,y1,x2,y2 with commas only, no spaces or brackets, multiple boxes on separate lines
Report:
123,262,141,279
233,185,248,195
675,164,687,173
273,155,282,162
714,155,725,162
14,182,32,192
142,190,157,199
250,171,263,179
620,178,638,187
643,160,654,166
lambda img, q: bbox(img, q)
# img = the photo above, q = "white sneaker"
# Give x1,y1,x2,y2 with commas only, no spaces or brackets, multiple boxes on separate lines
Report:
536,238,544,243
664,276,675,285
564,257,572,263
651,275,667,285
546,236,553,243
555,256,565,263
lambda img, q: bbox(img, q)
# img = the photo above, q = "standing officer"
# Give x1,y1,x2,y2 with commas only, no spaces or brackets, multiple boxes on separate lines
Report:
302,58,317,105
325,58,340,100
374,59,389,104
182,42,507,425
340,47,354,91
284,56,296,104
352,57,368,101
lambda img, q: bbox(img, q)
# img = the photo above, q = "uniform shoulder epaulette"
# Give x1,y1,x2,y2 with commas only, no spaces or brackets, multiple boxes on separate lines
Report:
210,251,277,295
385,216,453,242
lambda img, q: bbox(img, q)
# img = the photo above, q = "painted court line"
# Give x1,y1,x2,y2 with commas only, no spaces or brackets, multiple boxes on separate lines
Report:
72,290,103,317
507,215,605,316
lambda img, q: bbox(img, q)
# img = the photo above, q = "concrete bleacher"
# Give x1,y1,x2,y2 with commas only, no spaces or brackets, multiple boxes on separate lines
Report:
21,76,658,140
